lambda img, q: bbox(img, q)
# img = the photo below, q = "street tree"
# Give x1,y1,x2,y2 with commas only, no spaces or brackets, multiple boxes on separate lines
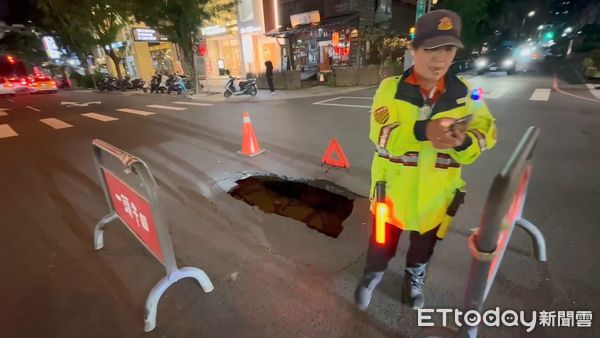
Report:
438,0,500,52
362,26,409,76
37,0,131,79
0,30,48,69
132,0,233,92
37,0,96,67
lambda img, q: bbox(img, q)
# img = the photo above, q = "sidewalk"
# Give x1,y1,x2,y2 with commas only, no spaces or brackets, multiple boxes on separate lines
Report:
187,85,376,103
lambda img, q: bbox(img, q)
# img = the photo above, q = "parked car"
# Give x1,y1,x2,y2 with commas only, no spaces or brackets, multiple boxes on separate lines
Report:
2,76,31,94
30,75,58,94
0,77,16,96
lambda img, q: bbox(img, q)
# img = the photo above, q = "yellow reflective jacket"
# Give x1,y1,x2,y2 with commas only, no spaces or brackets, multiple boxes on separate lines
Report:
370,69,497,238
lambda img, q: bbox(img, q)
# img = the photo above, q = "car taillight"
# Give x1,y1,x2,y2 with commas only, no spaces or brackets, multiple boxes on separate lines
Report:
20,81,27,85
50,81,56,86
4,83,13,88
532,53,540,59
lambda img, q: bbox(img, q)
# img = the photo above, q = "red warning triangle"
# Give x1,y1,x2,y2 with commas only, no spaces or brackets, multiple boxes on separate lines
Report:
321,138,350,169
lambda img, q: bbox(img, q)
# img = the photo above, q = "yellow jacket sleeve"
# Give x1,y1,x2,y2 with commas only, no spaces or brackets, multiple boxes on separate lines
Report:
450,87,498,165
369,77,422,157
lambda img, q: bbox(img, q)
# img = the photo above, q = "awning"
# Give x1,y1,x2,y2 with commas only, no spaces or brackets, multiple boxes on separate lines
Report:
266,13,359,37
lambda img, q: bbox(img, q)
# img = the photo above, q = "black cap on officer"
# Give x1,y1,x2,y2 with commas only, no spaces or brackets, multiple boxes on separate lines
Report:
412,9,464,50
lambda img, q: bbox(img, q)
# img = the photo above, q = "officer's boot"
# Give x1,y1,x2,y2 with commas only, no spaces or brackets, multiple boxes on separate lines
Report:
354,271,384,311
402,263,427,309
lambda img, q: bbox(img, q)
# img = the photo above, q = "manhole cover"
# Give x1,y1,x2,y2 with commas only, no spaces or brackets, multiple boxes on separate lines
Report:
229,175,355,238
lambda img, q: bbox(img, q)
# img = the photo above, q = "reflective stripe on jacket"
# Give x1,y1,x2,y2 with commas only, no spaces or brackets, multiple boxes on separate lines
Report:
369,68,497,237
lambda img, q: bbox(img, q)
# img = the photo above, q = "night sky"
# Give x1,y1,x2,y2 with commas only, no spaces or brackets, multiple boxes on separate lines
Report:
0,0,40,24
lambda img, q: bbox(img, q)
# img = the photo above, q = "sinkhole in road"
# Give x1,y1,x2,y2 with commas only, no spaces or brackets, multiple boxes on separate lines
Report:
228,175,355,238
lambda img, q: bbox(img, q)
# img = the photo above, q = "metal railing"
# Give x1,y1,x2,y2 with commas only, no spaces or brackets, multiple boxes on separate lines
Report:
417,126,546,338
92,139,214,332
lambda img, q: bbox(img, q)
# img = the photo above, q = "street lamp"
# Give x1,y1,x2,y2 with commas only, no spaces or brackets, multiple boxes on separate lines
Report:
520,10,536,41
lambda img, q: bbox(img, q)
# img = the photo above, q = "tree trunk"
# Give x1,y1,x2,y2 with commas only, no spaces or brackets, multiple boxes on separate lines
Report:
106,47,123,80
179,44,197,94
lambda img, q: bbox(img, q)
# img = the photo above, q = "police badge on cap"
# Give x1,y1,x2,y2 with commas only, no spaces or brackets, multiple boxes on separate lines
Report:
412,10,464,50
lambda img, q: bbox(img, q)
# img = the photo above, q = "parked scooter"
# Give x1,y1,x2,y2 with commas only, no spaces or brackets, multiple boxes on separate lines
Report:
156,74,169,94
223,70,257,97
131,78,145,91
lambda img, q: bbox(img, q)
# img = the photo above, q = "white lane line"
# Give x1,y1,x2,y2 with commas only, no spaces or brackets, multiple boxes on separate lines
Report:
486,88,507,99
172,101,213,106
81,113,118,122
529,88,551,101
585,84,600,100
146,104,187,111
116,108,156,116
0,124,18,138
40,118,73,129
26,106,41,112
314,102,371,108
0,111,7,116
313,97,347,105
7,99,14,103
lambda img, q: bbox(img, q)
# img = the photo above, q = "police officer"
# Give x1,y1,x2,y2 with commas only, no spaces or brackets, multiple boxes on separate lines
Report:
355,9,497,310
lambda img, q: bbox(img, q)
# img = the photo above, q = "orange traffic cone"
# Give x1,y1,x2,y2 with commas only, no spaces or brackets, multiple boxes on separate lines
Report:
238,112,265,157
321,138,350,169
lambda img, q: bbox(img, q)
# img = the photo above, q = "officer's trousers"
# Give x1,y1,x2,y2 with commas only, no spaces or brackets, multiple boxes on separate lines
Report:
364,221,440,273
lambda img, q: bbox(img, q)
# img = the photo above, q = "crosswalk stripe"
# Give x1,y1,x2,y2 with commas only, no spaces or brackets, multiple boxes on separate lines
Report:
0,124,18,138
485,88,507,99
116,108,156,116
40,118,73,129
529,88,551,101
585,84,600,99
146,104,187,111
171,101,213,106
0,111,7,116
82,113,118,122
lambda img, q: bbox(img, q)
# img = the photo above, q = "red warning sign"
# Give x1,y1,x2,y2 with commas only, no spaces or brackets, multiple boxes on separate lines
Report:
321,138,350,169
103,169,164,263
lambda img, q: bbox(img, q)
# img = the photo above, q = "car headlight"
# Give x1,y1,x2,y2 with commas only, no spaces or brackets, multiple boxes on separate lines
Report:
502,59,514,67
475,59,488,68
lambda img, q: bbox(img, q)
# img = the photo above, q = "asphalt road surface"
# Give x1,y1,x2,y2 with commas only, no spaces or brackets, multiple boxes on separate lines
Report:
1,61,599,338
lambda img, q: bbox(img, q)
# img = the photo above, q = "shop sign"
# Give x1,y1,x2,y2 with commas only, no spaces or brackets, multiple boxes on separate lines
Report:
133,28,158,41
290,10,320,27
331,32,340,47
201,25,227,36
240,26,263,34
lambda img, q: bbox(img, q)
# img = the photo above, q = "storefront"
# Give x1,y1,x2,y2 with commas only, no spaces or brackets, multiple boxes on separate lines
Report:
270,12,359,73
197,0,281,91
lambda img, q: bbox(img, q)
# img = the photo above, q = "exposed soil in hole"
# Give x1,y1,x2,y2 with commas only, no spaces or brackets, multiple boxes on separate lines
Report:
228,175,355,238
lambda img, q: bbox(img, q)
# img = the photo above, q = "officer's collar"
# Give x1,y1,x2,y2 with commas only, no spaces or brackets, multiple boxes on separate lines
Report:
395,67,466,105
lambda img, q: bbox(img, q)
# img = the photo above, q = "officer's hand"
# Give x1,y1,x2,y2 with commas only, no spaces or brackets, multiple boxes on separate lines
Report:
426,118,462,149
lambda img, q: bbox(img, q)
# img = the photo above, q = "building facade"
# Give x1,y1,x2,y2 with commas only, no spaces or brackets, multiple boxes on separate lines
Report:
198,0,282,89
268,0,415,73
94,24,183,82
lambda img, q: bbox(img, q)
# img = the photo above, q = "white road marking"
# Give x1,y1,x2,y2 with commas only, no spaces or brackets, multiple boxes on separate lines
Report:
146,104,187,111
585,84,600,100
7,99,14,103
116,108,156,116
0,124,18,138
82,113,118,122
485,88,507,99
313,96,372,109
0,111,7,116
529,88,551,101
26,106,41,112
40,118,73,129
172,101,213,106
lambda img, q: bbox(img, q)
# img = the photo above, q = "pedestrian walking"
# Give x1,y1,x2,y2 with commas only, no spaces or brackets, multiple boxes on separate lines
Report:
355,9,498,311
265,60,275,94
